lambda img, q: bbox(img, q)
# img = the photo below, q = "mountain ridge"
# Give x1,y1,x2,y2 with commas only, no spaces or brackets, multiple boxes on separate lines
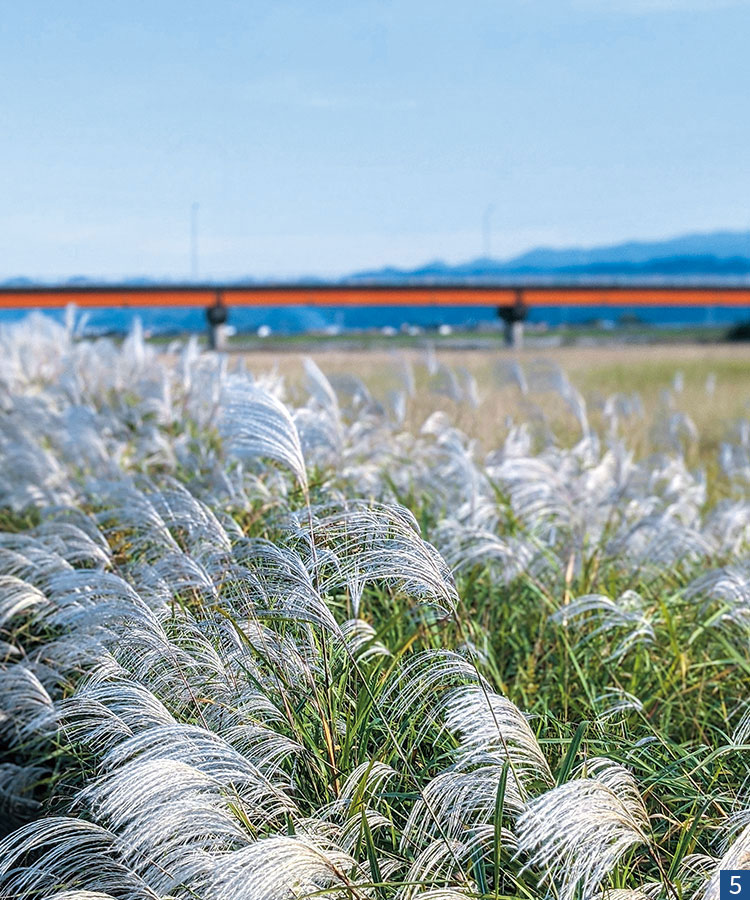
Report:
345,229,750,283
3,229,750,287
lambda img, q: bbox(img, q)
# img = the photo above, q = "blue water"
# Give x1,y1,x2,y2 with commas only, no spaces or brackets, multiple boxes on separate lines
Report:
0,304,747,336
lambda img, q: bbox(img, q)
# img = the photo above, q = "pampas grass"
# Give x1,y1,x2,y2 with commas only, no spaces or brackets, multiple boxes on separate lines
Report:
1,315,750,898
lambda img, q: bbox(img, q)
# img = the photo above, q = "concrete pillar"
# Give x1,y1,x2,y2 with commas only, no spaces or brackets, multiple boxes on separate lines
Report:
498,290,527,348
502,319,524,347
206,291,229,352
208,323,228,352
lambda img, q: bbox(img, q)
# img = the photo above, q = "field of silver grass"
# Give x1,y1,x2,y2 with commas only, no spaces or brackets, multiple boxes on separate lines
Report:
2,314,750,899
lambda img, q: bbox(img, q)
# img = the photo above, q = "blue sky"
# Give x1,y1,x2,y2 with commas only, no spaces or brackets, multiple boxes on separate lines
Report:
1,0,749,280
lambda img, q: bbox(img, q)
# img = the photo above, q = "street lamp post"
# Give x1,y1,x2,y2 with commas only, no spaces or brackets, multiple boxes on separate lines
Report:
190,202,199,282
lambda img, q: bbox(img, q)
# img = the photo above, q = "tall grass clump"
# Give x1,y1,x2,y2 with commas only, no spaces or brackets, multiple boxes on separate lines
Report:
1,314,750,898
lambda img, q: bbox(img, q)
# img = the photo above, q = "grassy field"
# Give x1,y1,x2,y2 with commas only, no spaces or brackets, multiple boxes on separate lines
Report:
2,324,750,899
240,342,750,460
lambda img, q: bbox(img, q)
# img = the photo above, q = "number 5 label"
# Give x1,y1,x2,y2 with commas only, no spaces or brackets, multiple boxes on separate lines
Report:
721,871,750,899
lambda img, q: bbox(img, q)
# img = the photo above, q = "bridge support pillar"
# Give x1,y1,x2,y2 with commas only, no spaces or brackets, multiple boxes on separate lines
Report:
206,291,229,351
498,290,527,348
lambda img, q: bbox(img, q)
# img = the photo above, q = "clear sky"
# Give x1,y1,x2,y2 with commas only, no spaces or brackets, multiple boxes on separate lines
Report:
1,0,749,280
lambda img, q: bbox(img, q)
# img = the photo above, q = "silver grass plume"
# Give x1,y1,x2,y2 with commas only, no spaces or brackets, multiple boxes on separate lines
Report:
405,893,474,900
0,575,50,627
0,817,162,899
381,650,487,733
434,521,537,586
340,617,391,662
220,378,308,493
57,679,176,758
31,893,123,900
305,501,459,614
593,689,645,721
443,686,552,788
0,663,57,746
401,765,521,847
230,536,340,633
198,833,366,900
516,758,650,900
702,824,750,900
402,686,551,847
598,891,657,900
295,356,344,463
550,591,655,662
315,760,400,855
399,827,498,900
686,564,750,635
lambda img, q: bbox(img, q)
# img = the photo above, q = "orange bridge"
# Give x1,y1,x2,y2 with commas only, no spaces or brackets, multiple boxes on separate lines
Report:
1,284,750,309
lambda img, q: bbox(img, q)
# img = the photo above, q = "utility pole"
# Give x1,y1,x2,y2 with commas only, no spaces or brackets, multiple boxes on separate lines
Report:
482,203,495,259
190,202,199,281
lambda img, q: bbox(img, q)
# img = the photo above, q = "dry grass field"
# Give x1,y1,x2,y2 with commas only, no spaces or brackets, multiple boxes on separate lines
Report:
239,342,750,461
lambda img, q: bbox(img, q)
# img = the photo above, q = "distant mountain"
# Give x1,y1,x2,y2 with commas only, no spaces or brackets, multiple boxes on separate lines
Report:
0,276,37,288
4,229,750,288
506,230,750,269
346,230,750,283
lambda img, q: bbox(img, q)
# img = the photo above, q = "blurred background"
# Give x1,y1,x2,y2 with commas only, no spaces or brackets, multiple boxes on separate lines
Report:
2,0,750,343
